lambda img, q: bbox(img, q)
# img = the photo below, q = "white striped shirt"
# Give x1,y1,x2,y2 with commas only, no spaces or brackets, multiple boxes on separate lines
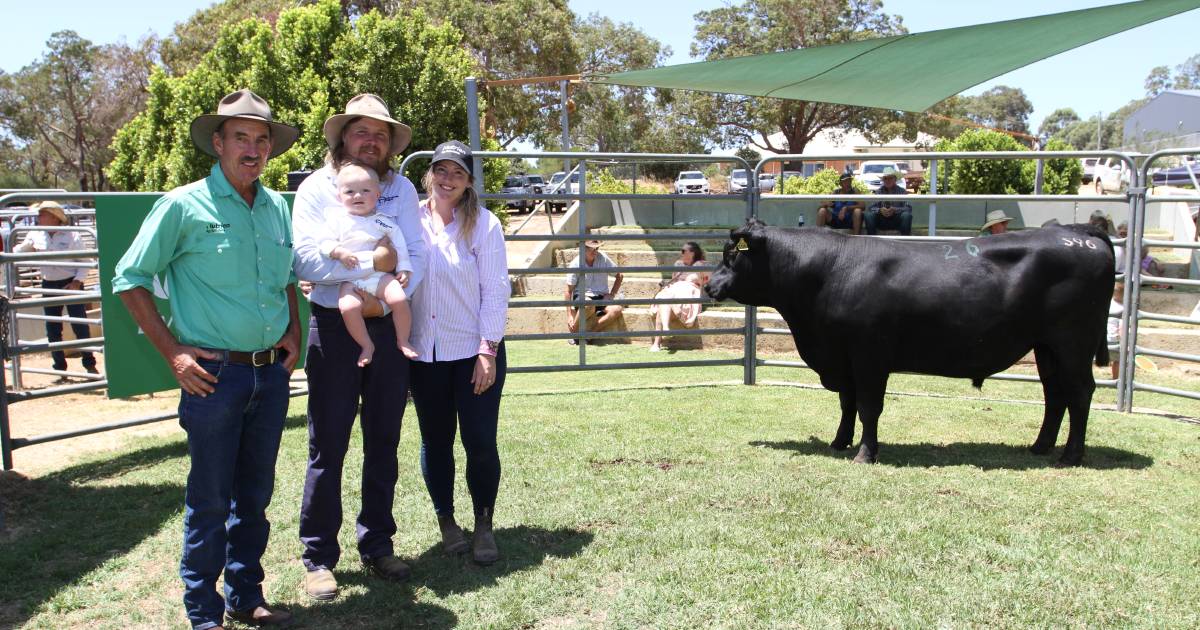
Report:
409,202,509,363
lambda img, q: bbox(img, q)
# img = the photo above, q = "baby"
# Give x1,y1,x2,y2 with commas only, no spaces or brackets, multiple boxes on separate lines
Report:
320,162,417,366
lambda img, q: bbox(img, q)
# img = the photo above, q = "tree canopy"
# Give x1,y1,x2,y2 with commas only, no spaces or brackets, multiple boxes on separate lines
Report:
685,0,908,155
107,0,494,193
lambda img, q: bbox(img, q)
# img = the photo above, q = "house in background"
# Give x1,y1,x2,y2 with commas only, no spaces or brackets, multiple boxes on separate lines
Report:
1123,90,1200,151
745,129,939,177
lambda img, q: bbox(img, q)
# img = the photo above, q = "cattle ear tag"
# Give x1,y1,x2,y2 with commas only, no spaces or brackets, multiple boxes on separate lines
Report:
735,237,749,252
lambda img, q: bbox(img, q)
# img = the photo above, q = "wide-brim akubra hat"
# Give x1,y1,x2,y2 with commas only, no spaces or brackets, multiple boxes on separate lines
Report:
190,89,299,159
981,209,1014,230
31,200,68,225
323,94,412,157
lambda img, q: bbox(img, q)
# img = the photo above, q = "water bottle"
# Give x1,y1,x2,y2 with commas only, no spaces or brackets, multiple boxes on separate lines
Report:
797,214,806,227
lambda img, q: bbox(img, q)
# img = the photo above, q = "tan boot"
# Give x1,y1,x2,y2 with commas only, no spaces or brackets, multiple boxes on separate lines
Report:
438,515,469,554
304,568,338,601
472,508,499,565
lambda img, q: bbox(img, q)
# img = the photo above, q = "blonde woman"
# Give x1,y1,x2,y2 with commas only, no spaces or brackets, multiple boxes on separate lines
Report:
409,141,510,564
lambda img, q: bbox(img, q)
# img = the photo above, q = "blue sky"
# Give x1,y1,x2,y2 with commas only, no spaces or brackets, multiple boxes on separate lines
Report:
3,0,1197,131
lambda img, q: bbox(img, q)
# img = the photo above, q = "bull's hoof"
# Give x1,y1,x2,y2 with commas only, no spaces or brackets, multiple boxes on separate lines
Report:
1055,452,1084,468
829,438,852,451
1028,442,1055,456
851,446,878,464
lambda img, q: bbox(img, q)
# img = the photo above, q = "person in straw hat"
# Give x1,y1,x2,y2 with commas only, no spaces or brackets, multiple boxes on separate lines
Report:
292,94,428,599
113,88,300,629
980,210,1014,236
13,200,99,381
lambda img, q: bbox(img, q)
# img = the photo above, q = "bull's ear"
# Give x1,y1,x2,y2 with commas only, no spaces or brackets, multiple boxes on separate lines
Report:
730,219,767,252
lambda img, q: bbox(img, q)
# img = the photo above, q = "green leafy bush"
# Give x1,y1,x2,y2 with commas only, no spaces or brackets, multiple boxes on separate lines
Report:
780,168,867,195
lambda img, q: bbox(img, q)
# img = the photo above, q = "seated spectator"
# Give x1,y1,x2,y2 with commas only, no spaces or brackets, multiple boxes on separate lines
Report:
1108,282,1124,380
649,242,709,352
1141,246,1168,288
1089,209,1116,235
865,168,912,236
1114,221,1128,273
980,210,1013,236
815,171,863,234
565,240,623,343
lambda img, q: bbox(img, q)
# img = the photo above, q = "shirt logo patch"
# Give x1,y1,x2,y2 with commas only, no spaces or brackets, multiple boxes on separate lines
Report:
379,194,398,203
205,223,232,234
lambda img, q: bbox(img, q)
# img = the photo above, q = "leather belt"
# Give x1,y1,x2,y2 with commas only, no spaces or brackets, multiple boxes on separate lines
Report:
207,348,280,367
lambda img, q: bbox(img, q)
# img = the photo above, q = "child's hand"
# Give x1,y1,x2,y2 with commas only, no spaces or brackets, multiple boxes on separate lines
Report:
397,270,411,287
330,246,358,269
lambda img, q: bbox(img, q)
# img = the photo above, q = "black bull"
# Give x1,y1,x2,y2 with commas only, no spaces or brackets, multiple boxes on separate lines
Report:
705,219,1115,466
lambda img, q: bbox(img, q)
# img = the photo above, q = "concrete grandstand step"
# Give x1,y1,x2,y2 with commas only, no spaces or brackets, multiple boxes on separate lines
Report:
505,304,799,354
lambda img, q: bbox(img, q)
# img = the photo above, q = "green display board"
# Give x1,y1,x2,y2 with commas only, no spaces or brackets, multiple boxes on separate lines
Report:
96,194,308,398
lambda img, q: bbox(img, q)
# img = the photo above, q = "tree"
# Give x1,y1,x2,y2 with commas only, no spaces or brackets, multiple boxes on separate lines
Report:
1170,53,1200,90
687,0,907,155
942,129,1030,195
0,31,154,191
962,86,1033,138
1037,108,1080,139
108,0,502,195
567,14,670,153
1030,138,1082,195
158,0,291,75
388,0,579,149
1144,65,1173,97
734,146,760,169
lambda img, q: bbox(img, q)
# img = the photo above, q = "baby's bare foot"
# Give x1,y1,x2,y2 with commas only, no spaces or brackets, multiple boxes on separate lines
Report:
357,342,375,367
398,340,419,360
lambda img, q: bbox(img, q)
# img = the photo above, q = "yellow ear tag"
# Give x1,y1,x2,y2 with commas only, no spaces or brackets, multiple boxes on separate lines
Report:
735,237,749,252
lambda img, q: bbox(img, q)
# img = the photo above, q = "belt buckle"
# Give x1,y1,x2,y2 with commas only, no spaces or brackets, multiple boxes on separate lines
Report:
251,349,275,367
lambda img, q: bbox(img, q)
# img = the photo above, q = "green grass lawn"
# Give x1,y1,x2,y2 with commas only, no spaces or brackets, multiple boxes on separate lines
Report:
2,341,1198,629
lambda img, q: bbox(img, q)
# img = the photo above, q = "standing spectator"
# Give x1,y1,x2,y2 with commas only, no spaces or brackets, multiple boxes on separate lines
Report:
865,168,912,236
979,210,1013,236
292,94,428,599
649,242,708,352
14,201,97,381
409,141,510,564
1114,221,1128,273
112,89,300,629
1108,282,1124,380
815,171,863,234
565,240,624,342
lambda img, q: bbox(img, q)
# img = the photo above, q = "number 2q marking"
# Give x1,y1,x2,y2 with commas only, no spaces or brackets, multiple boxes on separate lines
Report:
943,243,980,260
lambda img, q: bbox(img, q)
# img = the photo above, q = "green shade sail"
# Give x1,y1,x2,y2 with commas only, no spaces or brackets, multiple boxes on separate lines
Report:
590,0,1200,112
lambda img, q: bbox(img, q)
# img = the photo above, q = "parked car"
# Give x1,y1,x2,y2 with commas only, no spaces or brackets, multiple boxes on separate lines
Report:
757,172,776,193
525,174,545,194
1093,157,1129,194
1150,162,1200,187
547,171,570,211
855,161,902,192
729,169,751,193
675,171,710,194
501,175,535,212
1080,157,1099,184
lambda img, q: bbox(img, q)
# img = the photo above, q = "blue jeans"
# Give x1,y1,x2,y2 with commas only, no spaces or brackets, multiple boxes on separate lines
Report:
865,208,913,235
41,278,96,371
300,305,408,571
178,357,289,630
410,344,506,517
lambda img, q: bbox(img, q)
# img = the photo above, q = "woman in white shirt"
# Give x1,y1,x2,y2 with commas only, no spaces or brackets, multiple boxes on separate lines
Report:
408,141,509,564
14,201,97,380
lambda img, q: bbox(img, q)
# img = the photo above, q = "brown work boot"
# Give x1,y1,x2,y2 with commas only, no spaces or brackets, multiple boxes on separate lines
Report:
363,554,411,581
472,508,499,565
226,603,293,626
438,515,470,554
303,568,338,601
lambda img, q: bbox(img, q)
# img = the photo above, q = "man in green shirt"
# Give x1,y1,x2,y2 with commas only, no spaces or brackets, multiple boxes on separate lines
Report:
113,89,300,630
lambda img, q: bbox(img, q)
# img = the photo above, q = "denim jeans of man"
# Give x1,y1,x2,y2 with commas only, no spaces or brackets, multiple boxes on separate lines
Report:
41,277,96,371
865,208,913,236
178,357,289,630
300,304,408,572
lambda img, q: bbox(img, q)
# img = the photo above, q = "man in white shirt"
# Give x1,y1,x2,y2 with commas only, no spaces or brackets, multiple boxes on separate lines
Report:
14,201,97,380
291,94,428,599
564,239,624,341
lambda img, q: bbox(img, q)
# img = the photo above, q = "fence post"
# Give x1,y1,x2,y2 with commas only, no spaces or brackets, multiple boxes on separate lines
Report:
1,295,12,470
743,172,758,385
465,77,484,193
1119,178,1147,412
